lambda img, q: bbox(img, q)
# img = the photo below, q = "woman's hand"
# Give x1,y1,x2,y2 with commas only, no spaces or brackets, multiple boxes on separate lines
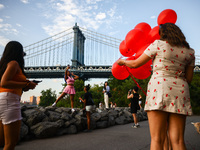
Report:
116,59,125,66
23,81,37,92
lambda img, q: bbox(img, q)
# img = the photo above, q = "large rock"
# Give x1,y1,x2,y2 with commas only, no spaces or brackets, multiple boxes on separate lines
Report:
48,111,61,122
20,121,29,140
91,113,101,121
115,116,128,125
96,121,108,129
30,121,60,138
22,109,47,127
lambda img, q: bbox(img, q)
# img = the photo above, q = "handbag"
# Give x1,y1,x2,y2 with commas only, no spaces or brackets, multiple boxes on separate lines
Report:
107,91,112,98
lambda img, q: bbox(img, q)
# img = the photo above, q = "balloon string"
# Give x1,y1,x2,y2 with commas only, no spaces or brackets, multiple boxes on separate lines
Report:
125,67,147,96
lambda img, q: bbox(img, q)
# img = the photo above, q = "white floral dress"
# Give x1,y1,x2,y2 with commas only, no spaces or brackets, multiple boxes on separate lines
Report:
144,40,195,115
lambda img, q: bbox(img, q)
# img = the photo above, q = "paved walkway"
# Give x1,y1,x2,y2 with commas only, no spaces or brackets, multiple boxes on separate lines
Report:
12,115,200,150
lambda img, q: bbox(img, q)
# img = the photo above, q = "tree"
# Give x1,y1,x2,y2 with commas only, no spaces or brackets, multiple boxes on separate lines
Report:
190,73,200,114
39,88,57,107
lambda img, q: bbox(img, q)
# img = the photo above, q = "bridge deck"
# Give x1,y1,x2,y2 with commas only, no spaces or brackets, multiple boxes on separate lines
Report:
25,65,200,79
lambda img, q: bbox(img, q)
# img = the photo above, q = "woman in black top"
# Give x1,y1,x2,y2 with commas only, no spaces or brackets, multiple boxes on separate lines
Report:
127,86,140,128
79,84,94,132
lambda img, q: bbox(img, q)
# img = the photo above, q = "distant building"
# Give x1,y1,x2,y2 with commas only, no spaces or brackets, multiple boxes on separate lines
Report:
30,96,37,105
37,96,40,105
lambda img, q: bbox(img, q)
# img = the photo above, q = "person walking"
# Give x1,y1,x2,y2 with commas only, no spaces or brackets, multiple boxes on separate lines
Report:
102,81,110,108
79,84,94,132
52,65,79,112
0,41,37,150
127,86,140,128
117,23,195,150
138,94,143,110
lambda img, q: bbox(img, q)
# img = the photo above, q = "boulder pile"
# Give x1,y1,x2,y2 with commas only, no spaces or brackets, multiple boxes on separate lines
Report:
20,105,147,141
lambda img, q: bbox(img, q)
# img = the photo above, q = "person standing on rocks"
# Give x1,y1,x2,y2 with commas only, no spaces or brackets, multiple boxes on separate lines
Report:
79,84,94,132
0,41,37,150
52,65,79,112
102,81,110,108
127,86,140,128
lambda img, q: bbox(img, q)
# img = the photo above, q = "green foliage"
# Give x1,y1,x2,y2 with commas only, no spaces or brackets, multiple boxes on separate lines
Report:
39,88,56,107
189,73,200,115
107,76,149,107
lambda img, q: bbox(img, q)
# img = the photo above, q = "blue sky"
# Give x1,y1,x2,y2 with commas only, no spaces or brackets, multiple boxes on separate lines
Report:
0,0,200,101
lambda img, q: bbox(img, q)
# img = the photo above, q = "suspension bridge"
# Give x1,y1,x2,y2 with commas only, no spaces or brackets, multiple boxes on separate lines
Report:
23,23,200,79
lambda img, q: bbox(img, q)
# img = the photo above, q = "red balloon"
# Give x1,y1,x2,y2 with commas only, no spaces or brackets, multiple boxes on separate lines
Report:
157,9,177,25
135,44,150,58
125,28,146,53
134,22,151,36
112,61,129,80
126,56,151,79
119,40,135,57
147,26,160,44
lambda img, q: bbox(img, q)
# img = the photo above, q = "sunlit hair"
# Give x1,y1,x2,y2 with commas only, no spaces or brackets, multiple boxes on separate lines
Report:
0,41,26,80
159,23,190,49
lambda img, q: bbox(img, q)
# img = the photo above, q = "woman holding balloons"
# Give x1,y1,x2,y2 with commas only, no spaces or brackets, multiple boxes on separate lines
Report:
117,23,195,150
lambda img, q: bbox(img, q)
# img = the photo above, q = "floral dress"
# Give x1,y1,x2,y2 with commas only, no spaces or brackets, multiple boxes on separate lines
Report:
144,40,195,115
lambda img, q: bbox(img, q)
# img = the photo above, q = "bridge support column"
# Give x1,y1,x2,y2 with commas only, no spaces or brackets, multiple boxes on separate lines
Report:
72,23,85,67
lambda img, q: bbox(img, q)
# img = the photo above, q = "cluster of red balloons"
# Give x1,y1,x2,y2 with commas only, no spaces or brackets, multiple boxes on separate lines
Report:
112,9,177,80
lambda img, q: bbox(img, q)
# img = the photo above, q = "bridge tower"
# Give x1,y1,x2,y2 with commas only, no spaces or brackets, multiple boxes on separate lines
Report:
71,23,86,67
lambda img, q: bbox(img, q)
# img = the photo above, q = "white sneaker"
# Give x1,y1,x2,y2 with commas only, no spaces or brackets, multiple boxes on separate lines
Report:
52,102,56,107
132,125,138,128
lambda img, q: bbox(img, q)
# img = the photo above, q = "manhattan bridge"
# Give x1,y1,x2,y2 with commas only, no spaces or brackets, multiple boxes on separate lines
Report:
24,23,200,80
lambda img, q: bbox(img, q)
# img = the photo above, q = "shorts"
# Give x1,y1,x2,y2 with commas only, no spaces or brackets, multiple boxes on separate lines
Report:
86,105,94,112
63,85,76,94
139,101,142,105
131,103,140,114
0,92,22,125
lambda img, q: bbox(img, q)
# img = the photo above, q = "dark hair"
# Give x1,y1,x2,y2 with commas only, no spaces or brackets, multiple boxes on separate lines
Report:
159,23,190,49
104,81,108,90
85,84,90,91
65,70,71,79
133,86,138,92
0,41,26,80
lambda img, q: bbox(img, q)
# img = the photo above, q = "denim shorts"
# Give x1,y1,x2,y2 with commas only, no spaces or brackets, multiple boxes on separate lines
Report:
0,92,22,125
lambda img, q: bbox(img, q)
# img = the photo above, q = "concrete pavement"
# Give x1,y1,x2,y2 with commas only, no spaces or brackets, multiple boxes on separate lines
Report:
13,115,200,150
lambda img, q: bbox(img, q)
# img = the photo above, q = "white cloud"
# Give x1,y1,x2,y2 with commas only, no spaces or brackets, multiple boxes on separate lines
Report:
0,23,19,35
16,23,22,27
20,0,29,4
0,36,9,47
4,16,10,19
0,18,3,22
150,16,156,19
86,0,103,4
95,12,106,20
0,4,4,10
41,0,122,37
